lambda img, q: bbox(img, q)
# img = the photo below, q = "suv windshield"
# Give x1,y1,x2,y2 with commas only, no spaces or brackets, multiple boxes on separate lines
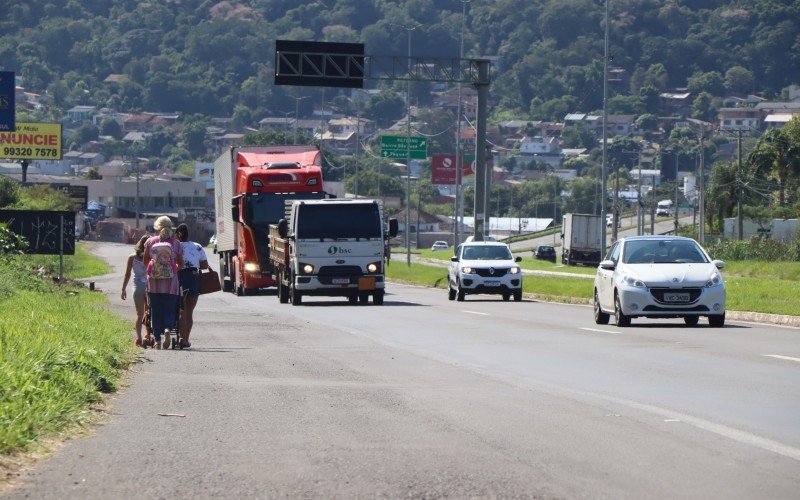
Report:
462,245,513,260
297,203,382,239
623,239,708,264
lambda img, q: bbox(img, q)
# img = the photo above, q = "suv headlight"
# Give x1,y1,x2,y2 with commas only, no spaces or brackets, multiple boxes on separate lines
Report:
509,266,520,274
705,272,723,288
461,266,473,274
621,274,645,288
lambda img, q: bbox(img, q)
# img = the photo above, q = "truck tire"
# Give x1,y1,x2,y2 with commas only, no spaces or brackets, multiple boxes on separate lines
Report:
358,293,369,304
348,294,358,305
220,255,233,292
373,291,384,305
290,276,302,305
277,270,289,304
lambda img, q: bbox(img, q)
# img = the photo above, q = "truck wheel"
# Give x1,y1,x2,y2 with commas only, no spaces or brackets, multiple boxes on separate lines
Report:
373,291,384,305
277,271,289,303
220,256,233,292
358,293,369,304
348,294,358,305
290,283,302,305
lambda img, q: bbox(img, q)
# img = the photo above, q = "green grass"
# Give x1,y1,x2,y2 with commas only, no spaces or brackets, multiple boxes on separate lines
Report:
27,244,111,279
387,259,800,315
0,244,133,456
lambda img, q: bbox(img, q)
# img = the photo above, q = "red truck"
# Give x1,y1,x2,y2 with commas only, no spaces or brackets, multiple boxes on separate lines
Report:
213,145,326,295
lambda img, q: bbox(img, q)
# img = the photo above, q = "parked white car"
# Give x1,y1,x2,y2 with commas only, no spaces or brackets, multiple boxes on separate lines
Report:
448,241,523,302
431,240,450,251
593,236,726,327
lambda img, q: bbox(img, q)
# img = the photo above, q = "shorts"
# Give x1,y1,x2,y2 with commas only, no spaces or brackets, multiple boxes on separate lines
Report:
133,282,147,302
178,268,200,298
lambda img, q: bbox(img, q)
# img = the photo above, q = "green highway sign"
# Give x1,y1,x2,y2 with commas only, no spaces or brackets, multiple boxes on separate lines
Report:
380,135,427,159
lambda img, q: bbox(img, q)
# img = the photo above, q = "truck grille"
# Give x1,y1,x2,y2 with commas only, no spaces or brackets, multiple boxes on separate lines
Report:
317,265,363,285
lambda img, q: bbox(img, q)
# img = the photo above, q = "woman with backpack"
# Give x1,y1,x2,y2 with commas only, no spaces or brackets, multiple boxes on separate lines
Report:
142,216,184,349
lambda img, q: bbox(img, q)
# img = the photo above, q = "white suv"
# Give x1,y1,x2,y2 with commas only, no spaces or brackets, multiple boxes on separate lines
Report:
448,242,523,301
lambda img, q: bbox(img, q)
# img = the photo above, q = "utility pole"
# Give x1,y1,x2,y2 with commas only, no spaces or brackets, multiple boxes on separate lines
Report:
736,129,744,240
636,166,643,235
612,164,619,241
698,132,706,244
600,0,610,256
454,0,470,248
293,96,309,145
673,152,679,235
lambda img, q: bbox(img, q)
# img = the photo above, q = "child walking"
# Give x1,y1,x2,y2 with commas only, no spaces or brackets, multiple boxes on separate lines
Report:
121,235,150,347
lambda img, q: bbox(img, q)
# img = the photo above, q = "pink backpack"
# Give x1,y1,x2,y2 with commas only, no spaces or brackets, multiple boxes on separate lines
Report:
148,238,177,280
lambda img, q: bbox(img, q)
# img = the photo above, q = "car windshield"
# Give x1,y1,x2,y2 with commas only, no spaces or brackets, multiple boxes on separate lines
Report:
622,239,708,264
462,245,513,260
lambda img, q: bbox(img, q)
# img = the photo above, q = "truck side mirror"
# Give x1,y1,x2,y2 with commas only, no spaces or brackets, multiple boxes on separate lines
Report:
388,218,399,238
277,218,288,239
231,195,241,222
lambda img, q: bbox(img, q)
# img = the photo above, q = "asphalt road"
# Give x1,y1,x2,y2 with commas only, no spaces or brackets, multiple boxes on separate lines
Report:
5,242,800,499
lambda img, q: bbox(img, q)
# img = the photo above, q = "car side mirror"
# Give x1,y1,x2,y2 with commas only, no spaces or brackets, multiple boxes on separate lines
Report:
713,259,725,269
599,259,616,270
450,256,458,262
277,218,288,239
515,256,522,262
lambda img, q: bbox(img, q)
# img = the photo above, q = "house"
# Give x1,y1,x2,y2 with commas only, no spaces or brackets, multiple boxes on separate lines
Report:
718,107,761,130
258,117,294,131
763,114,798,129
67,105,96,123
102,74,125,89
606,114,637,136
659,92,692,115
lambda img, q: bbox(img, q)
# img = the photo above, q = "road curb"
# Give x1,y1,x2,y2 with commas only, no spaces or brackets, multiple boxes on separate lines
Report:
725,311,800,328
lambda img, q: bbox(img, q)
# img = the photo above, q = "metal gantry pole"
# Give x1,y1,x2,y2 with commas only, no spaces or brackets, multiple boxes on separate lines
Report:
454,0,470,248
472,60,490,242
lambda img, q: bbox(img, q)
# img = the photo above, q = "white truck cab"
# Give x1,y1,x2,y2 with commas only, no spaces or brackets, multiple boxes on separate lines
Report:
271,199,398,305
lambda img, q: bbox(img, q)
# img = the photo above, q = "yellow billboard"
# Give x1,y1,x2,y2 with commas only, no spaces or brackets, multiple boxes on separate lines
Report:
0,122,62,160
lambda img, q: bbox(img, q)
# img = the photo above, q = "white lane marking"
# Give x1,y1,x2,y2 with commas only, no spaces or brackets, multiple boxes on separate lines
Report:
463,310,490,316
764,354,800,364
580,327,619,334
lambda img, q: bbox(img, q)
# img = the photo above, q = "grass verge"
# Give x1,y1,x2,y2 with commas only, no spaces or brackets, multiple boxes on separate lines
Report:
0,244,133,457
387,260,799,316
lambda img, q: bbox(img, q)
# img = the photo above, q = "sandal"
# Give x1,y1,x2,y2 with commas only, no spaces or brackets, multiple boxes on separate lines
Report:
135,337,143,347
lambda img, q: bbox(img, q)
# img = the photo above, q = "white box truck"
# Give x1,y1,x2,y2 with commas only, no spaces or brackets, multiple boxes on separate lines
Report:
561,213,602,266
269,199,398,305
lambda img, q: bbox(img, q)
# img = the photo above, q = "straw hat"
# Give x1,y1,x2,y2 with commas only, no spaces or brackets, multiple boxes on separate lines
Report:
153,216,173,231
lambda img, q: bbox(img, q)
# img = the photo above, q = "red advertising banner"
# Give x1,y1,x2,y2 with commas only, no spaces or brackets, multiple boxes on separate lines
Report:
431,154,474,185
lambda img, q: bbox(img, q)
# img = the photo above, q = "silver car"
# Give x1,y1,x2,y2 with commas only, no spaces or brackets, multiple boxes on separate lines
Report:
448,242,523,302
593,236,726,327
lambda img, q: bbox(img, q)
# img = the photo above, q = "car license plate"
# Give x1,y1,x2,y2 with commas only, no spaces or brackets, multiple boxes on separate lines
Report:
664,292,690,302
332,278,349,285
485,280,500,287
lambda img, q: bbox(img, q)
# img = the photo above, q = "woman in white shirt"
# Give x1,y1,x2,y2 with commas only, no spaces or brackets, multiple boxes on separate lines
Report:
175,223,208,348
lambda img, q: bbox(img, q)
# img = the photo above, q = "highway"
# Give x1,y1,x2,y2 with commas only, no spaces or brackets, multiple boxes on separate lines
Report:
4,241,799,499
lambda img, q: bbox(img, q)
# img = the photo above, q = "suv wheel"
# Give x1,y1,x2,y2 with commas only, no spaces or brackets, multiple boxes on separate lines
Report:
513,290,522,302
448,284,456,301
456,281,465,301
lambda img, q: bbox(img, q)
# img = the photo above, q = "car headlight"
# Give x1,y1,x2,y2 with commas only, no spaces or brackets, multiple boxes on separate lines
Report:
509,266,520,274
621,274,645,288
300,263,314,275
705,272,723,288
462,266,473,274
367,262,380,274
244,262,260,273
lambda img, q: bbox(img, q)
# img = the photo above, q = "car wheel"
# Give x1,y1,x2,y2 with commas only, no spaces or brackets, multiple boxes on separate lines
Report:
502,293,510,301
594,290,610,324
456,281,465,301
683,316,699,326
448,285,456,301
513,290,522,302
614,293,631,327
708,313,725,328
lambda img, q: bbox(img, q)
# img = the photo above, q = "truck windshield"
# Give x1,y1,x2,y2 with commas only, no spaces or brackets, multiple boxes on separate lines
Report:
296,203,382,239
246,192,323,226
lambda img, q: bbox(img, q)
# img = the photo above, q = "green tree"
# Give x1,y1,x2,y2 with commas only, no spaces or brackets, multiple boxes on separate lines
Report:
691,92,718,122
100,118,123,140
69,122,100,149
687,71,725,96
725,66,754,95
181,120,208,158
85,167,102,180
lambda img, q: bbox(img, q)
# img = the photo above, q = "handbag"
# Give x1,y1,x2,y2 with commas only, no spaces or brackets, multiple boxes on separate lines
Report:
199,269,222,294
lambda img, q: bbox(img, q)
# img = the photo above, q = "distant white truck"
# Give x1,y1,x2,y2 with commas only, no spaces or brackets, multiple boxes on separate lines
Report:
269,199,398,305
561,213,602,266
656,199,674,217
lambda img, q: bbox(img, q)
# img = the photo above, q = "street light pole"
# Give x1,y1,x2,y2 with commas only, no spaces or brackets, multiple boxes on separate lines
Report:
454,0,470,248
673,151,679,235
600,0,610,256
293,96,309,145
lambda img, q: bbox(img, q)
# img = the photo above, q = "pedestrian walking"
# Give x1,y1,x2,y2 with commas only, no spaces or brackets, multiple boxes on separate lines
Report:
121,235,150,347
142,216,184,349
174,223,208,348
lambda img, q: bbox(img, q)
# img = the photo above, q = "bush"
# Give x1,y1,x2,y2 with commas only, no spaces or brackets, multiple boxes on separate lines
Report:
706,237,800,261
